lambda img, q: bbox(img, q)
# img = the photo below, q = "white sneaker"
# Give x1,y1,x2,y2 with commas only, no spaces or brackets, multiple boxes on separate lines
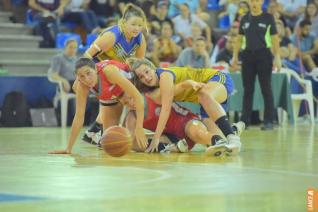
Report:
205,138,229,157
160,143,179,153
226,134,241,156
232,121,246,136
176,139,189,153
160,139,189,153
92,130,102,145
82,130,101,145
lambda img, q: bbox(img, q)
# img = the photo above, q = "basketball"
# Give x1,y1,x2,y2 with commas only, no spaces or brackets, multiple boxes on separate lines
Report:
100,126,132,157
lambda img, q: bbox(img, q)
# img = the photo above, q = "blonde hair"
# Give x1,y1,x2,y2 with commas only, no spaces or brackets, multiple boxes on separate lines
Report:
126,57,156,72
118,3,148,33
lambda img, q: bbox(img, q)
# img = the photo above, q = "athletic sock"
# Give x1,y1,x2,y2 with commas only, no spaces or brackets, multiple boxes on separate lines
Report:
215,116,234,137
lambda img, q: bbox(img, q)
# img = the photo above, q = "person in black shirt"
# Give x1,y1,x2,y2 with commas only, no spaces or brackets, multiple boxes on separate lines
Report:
232,0,281,130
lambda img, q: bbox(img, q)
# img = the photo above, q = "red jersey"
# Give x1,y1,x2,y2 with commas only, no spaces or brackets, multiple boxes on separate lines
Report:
143,95,197,149
91,60,132,105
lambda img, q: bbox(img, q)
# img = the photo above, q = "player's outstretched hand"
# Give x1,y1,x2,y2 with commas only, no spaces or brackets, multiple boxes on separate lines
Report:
48,149,71,154
145,138,159,153
134,127,148,150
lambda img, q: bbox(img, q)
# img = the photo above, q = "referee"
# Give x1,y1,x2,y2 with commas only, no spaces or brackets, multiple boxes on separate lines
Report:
232,0,281,130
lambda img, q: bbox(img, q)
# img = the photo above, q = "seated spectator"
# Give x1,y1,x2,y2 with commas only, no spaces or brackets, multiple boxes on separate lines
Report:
48,38,78,92
267,0,291,37
168,0,199,18
216,32,240,72
89,0,117,28
28,0,67,48
276,19,298,63
176,36,211,68
151,1,173,36
140,0,157,20
219,0,240,25
117,0,136,16
295,2,318,37
196,0,210,22
151,21,181,66
210,22,239,64
234,0,249,22
277,0,306,28
290,19,318,73
62,0,100,34
145,20,157,60
173,3,212,48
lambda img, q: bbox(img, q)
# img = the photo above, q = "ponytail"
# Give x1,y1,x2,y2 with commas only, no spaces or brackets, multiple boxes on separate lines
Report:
118,3,148,33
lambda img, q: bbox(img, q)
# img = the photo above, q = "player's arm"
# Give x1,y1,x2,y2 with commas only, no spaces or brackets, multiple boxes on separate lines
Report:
84,32,116,58
150,73,174,148
49,83,89,154
135,34,147,58
104,65,147,149
174,80,205,96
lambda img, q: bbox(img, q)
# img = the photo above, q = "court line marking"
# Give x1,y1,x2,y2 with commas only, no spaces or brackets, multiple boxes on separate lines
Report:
110,157,318,178
123,167,172,185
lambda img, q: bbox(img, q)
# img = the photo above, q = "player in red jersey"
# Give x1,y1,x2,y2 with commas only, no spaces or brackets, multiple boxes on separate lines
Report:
49,58,147,154
119,92,234,157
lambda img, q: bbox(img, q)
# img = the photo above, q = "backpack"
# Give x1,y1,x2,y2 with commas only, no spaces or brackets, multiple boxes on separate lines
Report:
0,91,31,127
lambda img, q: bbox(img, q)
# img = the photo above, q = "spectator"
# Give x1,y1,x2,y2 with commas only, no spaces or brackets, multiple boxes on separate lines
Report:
234,0,249,22
151,1,173,36
117,0,136,16
176,36,211,68
145,20,157,59
173,3,212,48
168,0,199,18
196,0,210,22
210,22,239,64
139,0,157,20
48,38,78,92
216,33,240,72
276,0,306,28
62,0,101,34
290,19,318,73
151,21,181,66
276,20,297,64
219,0,240,25
28,0,67,48
89,0,117,28
185,23,203,47
295,2,318,37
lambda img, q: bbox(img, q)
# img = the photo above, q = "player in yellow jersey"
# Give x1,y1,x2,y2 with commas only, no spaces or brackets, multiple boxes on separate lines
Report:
128,58,241,155
81,3,147,145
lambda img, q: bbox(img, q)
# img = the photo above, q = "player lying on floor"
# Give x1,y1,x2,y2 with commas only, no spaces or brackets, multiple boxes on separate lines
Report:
127,58,241,154
118,87,245,156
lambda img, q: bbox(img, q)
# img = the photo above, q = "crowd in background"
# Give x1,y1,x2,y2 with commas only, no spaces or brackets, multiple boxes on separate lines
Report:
2,0,317,73
2,0,318,112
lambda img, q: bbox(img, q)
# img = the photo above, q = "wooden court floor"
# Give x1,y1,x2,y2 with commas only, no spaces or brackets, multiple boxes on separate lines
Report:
0,125,317,212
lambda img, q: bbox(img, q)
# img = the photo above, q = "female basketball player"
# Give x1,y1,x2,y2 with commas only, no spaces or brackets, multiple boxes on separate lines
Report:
49,58,147,154
127,58,241,154
82,3,148,144
119,87,245,156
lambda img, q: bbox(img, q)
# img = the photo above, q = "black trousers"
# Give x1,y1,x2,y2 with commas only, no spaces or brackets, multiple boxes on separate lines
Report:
240,48,274,125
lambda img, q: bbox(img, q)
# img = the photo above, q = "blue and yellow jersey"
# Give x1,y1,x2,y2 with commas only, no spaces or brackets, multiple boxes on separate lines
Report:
96,25,143,62
156,67,220,103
